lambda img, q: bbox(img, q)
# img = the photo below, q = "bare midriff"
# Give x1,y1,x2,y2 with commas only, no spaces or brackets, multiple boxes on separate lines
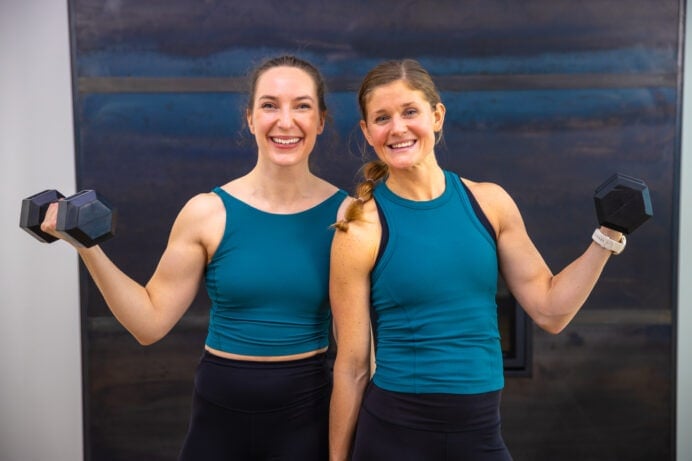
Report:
204,345,329,362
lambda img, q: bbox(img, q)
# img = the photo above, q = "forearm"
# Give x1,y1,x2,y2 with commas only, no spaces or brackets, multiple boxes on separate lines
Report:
329,368,369,461
534,241,614,333
77,246,161,344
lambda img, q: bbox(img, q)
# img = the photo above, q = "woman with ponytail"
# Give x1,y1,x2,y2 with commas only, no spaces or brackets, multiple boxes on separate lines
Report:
329,59,625,461
41,55,347,460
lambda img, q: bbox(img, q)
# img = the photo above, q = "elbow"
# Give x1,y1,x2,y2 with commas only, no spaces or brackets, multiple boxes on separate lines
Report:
541,323,566,335
134,335,158,346
130,316,173,346
133,329,165,346
334,356,370,383
533,315,568,335
526,300,575,335
337,361,370,380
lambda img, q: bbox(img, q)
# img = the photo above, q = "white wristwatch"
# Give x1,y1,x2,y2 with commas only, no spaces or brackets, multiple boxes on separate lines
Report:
591,228,627,255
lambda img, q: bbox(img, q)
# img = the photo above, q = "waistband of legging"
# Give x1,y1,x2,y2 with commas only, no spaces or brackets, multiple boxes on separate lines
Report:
361,382,502,432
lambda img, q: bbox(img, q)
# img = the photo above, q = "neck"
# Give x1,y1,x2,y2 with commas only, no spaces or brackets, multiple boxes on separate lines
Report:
243,164,320,210
385,165,446,201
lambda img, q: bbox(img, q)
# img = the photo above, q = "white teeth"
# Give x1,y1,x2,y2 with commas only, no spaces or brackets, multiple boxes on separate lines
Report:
272,137,300,145
391,140,414,149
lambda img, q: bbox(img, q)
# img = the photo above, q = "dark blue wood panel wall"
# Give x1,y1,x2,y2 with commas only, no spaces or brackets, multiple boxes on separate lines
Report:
69,1,681,459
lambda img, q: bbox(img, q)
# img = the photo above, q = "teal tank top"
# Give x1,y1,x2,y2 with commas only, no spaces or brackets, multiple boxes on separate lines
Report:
370,170,504,394
204,187,347,356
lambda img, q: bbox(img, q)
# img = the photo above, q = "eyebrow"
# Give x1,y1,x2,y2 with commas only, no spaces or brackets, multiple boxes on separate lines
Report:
257,95,316,102
371,101,418,114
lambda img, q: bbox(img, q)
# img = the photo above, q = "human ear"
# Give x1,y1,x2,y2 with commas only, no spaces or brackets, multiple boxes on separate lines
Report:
433,103,446,132
317,112,326,135
359,120,374,146
246,109,255,134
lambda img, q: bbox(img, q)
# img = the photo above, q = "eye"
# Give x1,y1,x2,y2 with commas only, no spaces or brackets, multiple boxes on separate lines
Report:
403,108,418,117
296,102,312,110
260,102,277,110
373,114,390,124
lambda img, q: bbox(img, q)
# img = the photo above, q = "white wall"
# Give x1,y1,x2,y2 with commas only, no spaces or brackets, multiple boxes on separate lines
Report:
677,3,692,460
0,1,83,461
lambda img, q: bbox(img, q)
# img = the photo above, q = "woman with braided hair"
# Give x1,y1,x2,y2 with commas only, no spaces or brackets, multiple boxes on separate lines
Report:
328,59,625,461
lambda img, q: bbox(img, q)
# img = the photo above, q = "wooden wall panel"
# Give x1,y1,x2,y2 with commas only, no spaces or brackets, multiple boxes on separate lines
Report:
69,1,680,459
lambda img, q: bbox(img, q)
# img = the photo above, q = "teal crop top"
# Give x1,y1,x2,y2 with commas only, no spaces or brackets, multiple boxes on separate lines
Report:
204,187,347,356
370,170,504,394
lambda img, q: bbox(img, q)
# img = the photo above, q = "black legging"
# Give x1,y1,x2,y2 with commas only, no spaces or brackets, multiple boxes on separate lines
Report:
352,383,512,461
178,351,330,461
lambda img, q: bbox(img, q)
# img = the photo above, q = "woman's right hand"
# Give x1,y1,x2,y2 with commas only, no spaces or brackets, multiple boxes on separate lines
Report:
39,201,70,244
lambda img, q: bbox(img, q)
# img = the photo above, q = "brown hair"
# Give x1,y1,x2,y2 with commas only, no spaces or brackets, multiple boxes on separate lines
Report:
247,55,328,115
334,59,443,232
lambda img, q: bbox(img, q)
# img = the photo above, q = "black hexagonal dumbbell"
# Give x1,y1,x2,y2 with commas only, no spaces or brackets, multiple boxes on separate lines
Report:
593,173,653,234
19,189,66,243
20,189,117,247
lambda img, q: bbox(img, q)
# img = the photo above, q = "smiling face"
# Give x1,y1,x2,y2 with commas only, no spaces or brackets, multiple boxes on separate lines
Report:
247,66,325,168
360,79,445,171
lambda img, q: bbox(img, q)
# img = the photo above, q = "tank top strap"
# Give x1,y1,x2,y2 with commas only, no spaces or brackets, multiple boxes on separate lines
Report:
445,172,496,243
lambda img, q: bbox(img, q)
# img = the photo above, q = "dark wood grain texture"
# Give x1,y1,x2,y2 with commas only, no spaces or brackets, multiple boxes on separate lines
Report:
69,1,680,459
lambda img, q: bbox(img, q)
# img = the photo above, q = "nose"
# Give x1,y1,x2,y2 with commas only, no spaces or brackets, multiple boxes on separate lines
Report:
277,107,293,129
391,115,407,135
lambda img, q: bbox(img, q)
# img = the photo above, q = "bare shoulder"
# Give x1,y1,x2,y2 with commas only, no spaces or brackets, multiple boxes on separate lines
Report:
170,192,225,250
461,176,508,199
460,177,521,232
336,195,357,221
350,198,380,232
178,191,224,222
336,196,380,233
332,198,381,268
